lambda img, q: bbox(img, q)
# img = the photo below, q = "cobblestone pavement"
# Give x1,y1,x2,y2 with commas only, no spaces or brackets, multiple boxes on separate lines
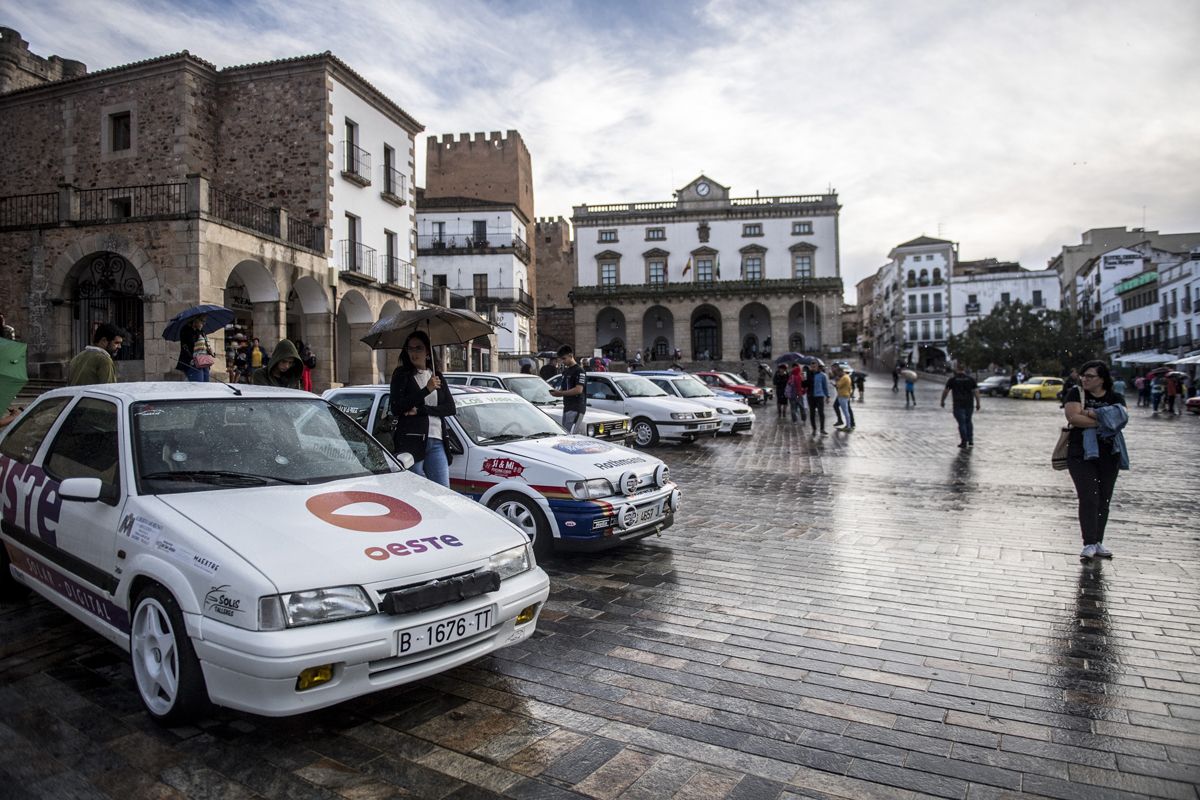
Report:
2,373,1198,800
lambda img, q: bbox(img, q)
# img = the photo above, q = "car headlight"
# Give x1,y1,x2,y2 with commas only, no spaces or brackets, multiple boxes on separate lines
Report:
586,423,596,437
258,586,374,630
670,412,695,420
567,478,614,499
488,543,532,579
716,407,732,415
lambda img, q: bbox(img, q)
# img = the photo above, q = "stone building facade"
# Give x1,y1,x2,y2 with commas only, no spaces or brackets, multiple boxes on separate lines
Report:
0,34,423,389
533,216,575,352
0,27,86,94
571,176,842,364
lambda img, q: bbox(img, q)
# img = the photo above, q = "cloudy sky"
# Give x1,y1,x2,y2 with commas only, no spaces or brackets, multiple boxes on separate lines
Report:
8,0,1199,301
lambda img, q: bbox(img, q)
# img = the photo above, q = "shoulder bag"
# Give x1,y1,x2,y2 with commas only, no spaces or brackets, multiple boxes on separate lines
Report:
1051,427,1071,471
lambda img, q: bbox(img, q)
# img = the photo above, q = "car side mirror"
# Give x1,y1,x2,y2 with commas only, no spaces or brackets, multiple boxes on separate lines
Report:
446,433,464,455
59,477,103,502
395,452,415,470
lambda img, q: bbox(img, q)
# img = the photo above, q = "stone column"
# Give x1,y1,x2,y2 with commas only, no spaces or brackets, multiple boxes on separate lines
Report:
624,303,644,364
720,301,740,363
347,322,376,385
673,310,691,361
305,311,334,391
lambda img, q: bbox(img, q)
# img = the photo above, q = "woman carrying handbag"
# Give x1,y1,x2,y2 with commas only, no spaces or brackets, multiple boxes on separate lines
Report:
389,331,456,487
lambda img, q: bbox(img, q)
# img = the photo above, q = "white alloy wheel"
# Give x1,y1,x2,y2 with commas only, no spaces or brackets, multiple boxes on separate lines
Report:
491,493,551,559
130,586,209,724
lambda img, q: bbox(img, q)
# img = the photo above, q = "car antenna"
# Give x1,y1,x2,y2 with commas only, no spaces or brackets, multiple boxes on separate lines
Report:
221,380,242,396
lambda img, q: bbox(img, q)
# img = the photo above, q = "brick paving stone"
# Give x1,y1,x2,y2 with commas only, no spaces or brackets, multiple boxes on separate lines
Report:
2,375,1199,798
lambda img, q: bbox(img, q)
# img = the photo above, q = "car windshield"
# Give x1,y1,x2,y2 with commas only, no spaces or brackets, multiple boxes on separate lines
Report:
131,398,395,494
672,377,714,398
614,375,668,398
503,376,558,405
982,377,1005,385
454,395,565,444
717,373,745,386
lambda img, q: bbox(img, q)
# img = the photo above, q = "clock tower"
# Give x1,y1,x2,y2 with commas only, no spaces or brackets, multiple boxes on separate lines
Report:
678,175,729,204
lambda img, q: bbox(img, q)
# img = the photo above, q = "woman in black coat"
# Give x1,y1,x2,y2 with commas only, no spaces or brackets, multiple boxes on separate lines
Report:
389,330,456,487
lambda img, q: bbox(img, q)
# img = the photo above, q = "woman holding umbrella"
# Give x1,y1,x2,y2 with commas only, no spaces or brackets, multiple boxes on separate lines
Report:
389,331,456,487
177,315,215,382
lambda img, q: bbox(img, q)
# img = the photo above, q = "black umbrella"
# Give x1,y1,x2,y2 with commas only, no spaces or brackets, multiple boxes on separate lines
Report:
162,304,235,341
361,307,500,349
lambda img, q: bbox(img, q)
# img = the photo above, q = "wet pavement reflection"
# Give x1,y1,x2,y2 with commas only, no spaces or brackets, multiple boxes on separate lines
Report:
2,370,1198,799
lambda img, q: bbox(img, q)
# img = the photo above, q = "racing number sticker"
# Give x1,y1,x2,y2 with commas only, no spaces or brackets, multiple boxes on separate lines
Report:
306,491,423,532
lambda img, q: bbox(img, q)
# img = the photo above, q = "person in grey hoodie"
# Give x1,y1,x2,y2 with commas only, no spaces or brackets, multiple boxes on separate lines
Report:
250,339,304,389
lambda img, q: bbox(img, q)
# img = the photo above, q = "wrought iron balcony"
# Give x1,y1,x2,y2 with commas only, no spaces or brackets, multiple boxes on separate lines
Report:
417,232,531,264
381,167,407,204
209,185,278,237
341,141,372,186
571,276,842,303
384,256,415,291
339,240,380,281
964,302,981,314
78,183,187,222
0,192,58,229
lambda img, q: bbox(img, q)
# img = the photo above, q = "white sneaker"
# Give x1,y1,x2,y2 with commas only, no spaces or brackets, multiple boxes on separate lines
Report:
1080,544,1098,560
1094,543,1114,559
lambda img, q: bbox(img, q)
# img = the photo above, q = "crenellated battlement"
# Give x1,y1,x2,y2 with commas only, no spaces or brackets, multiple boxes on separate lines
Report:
432,129,525,150
0,28,87,94
536,215,569,227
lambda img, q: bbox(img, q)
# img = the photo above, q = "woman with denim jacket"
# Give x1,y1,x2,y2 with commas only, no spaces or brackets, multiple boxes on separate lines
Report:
1062,360,1126,561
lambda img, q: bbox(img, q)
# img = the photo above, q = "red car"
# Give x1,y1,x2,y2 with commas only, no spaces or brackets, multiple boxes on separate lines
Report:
695,371,768,404
1188,395,1200,415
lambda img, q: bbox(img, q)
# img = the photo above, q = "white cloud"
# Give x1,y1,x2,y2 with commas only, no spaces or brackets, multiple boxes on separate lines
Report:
10,0,1199,300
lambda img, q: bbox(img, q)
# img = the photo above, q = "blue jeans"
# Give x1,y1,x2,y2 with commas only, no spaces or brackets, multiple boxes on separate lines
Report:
414,437,450,487
789,396,806,422
952,406,974,444
835,397,855,427
184,365,211,382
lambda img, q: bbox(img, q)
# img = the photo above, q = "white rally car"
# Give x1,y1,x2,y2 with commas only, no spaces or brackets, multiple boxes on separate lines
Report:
0,383,549,723
549,372,720,447
639,371,755,435
442,371,633,445
323,385,681,557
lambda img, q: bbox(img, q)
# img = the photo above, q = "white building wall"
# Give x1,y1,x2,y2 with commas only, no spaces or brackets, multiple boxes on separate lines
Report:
575,214,837,286
329,78,417,279
949,271,1060,337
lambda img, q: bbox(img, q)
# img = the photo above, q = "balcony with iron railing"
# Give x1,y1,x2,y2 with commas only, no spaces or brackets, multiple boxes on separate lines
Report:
964,302,981,314
383,256,416,291
341,141,372,187
0,176,324,254
339,240,380,281
381,167,407,205
571,276,842,303
416,232,531,264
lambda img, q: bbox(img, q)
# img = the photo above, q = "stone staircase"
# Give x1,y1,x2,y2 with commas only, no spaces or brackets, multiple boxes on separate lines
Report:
15,378,66,404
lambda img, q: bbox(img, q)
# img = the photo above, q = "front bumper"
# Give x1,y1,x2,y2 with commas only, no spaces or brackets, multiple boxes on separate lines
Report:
719,414,755,433
547,485,679,550
657,419,720,439
192,568,549,717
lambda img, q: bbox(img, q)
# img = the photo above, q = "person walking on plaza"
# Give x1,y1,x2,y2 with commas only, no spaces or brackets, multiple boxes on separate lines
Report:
773,364,789,419
940,363,981,448
294,339,317,392
177,315,214,382
892,363,901,393
250,339,303,388
1149,374,1165,413
1134,374,1147,407
806,362,829,434
853,370,866,402
1165,374,1180,415
789,363,807,423
390,331,456,487
248,337,268,374
1112,372,1127,397
550,344,587,434
68,323,124,385
904,372,917,407
834,366,856,431
1063,360,1128,561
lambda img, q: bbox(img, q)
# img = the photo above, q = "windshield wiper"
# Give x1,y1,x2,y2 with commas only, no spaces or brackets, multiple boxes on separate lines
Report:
477,433,527,444
525,431,559,439
141,470,309,486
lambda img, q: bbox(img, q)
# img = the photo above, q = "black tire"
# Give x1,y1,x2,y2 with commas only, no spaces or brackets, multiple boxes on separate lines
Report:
0,547,30,601
489,492,553,560
632,417,659,447
130,584,210,725
1033,392,1041,400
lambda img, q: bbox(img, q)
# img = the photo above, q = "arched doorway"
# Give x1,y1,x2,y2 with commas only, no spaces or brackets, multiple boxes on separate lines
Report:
738,302,770,360
691,305,721,360
224,260,280,343
787,301,821,354
70,252,145,362
595,307,626,360
641,306,674,363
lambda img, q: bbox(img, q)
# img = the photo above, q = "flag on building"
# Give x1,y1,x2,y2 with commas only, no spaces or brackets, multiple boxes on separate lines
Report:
682,257,692,276
715,255,721,280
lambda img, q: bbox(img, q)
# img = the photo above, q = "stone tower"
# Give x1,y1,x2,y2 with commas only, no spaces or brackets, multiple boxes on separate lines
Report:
0,28,87,94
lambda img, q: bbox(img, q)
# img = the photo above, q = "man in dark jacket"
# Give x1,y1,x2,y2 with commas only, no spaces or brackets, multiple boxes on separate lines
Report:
251,340,304,388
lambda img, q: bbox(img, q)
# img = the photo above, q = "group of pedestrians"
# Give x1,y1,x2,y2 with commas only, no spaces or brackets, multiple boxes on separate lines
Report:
1135,371,1191,414
772,360,857,434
